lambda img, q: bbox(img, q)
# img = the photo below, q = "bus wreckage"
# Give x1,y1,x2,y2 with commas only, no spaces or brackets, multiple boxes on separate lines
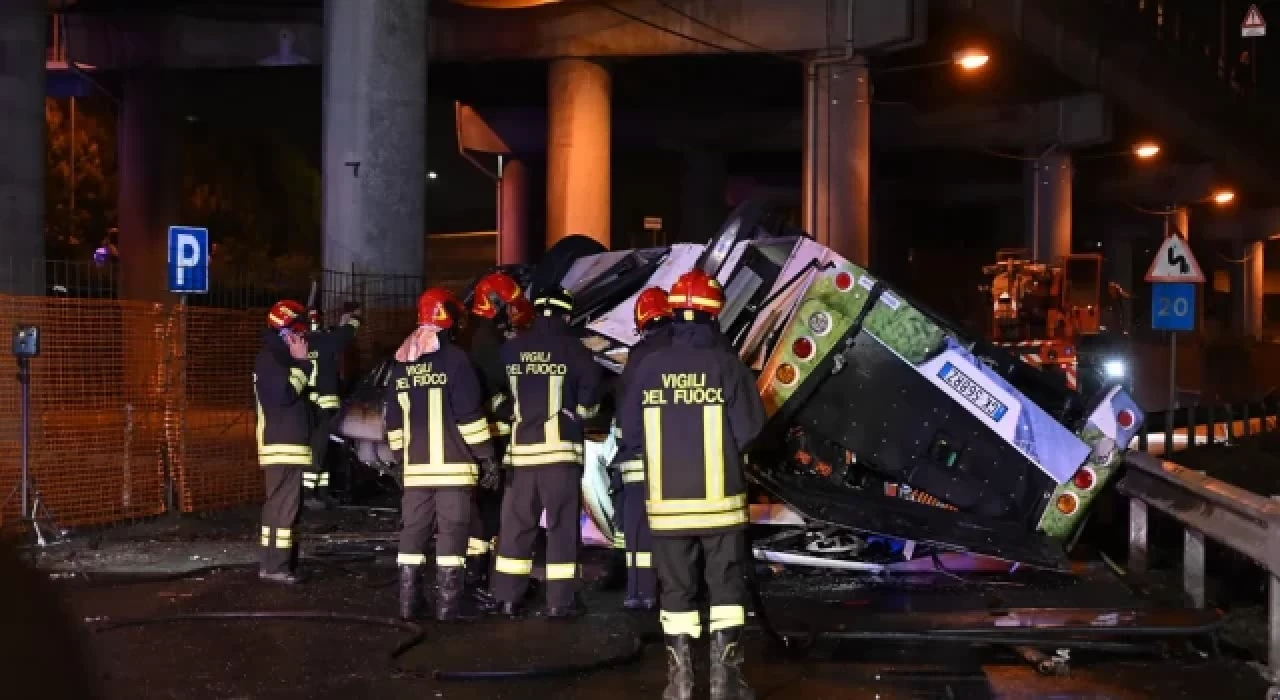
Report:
335,202,1145,573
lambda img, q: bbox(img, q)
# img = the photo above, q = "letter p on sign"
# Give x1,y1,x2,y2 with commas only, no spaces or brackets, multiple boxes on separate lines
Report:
167,226,210,294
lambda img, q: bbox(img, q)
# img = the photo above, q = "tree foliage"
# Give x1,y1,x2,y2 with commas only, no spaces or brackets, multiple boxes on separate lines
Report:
45,97,117,259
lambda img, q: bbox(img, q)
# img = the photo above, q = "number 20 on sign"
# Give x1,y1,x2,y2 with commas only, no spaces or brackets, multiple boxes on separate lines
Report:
1151,282,1196,332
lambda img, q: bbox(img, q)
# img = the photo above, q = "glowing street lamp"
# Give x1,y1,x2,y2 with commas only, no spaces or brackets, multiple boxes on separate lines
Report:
1132,142,1161,159
1212,188,1235,205
954,49,990,71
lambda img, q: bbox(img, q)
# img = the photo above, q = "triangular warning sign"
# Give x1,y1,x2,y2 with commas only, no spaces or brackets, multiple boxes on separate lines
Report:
1245,4,1266,27
1145,234,1206,283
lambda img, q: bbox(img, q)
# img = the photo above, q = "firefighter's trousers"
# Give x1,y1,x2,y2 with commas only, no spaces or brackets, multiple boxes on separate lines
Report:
259,467,303,575
623,483,656,600
397,487,474,570
303,408,336,497
467,484,502,562
653,530,748,639
493,464,581,608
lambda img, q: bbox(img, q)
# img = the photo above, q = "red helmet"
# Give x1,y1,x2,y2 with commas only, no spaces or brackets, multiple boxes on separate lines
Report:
668,269,725,318
634,287,672,331
417,287,460,329
267,300,308,332
471,271,533,330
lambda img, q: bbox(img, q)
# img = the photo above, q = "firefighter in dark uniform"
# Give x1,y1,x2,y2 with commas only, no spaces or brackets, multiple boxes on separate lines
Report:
608,286,674,611
302,304,362,509
617,269,765,700
385,288,502,621
463,271,533,588
492,286,605,618
255,300,317,585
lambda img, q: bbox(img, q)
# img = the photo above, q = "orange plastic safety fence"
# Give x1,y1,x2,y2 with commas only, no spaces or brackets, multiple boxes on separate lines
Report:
173,306,266,513
0,296,169,528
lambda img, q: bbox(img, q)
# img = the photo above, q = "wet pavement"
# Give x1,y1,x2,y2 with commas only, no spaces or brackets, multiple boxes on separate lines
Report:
24,505,1270,699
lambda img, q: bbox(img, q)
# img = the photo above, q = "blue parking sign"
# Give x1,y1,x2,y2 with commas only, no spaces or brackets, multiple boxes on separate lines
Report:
1151,282,1195,332
167,226,210,294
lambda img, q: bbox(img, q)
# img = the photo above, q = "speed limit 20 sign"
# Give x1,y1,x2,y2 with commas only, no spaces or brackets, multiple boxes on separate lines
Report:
1151,282,1196,332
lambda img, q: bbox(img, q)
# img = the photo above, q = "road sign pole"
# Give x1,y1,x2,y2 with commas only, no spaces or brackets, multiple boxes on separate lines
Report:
1168,330,1178,411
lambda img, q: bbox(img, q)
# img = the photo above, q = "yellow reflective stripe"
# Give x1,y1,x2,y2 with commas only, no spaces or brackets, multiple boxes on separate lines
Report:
347,318,362,330
397,391,412,458
437,555,466,568
289,367,309,393
576,404,599,419
259,444,311,456
647,494,747,516
709,604,746,631
318,473,329,486
388,428,404,451
489,394,507,411
403,463,478,477
509,441,583,455
634,552,652,568
614,533,627,550
660,610,703,638
458,417,491,445
507,449,583,467
467,538,491,555
495,556,533,576
545,563,577,580
511,378,522,427
667,294,723,310
649,510,749,531
703,405,724,500
307,360,318,387
489,422,511,437
259,525,270,547
259,452,313,466
397,552,427,566
620,458,645,483
253,378,266,451
428,388,444,466
546,375,564,445
275,528,293,549
303,473,320,485
313,395,341,409
403,474,479,487
540,297,572,311
625,551,632,566
644,406,663,503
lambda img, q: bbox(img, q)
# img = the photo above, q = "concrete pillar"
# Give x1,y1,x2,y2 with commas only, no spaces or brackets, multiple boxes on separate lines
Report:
0,0,47,294
117,71,181,301
803,57,870,266
1231,240,1265,338
1025,151,1073,263
322,0,428,287
680,149,728,241
546,58,611,250
498,158,528,265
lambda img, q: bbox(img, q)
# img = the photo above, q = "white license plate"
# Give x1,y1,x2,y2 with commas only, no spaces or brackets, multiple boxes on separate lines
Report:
939,362,1008,422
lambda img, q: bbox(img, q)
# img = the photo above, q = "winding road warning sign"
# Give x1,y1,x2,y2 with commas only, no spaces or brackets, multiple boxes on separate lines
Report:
1145,234,1206,283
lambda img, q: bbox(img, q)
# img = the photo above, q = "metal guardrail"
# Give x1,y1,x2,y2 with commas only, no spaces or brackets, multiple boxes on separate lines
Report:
1119,447,1280,690
1135,399,1280,456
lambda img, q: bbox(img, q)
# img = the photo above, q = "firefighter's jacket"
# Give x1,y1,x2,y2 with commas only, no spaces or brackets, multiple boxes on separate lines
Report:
254,330,318,468
383,335,496,488
610,321,674,485
501,315,605,468
617,321,765,536
466,318,515,435
305,316,360,411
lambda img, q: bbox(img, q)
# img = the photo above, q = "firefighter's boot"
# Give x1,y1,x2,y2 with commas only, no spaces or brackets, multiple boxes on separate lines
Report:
436,566,475,622
710,629,755,700
465,552,490,589
661,634,695,700
398,565,424,621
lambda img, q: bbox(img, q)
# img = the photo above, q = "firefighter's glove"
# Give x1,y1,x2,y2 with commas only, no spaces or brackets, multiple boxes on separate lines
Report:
477,457,502,490
607,465,623,495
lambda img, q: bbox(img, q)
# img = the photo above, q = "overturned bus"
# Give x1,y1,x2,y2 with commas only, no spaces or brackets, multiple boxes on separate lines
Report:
336,202,1145,572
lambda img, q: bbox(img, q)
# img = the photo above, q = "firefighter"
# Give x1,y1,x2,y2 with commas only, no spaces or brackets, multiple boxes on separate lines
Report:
302,303,362,509
255,300,317,585
463,271,533,588
616,269,765,700
608,286,674,611
492,286,605,618
385,288,502,622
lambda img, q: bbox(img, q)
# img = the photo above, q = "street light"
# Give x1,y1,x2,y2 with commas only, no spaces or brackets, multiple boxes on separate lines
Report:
954,49,990,71
1132,142,1161,159
1212,188,1235,205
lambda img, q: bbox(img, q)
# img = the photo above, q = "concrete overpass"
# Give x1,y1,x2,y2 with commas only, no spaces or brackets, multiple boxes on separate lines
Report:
1,0,1275,334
